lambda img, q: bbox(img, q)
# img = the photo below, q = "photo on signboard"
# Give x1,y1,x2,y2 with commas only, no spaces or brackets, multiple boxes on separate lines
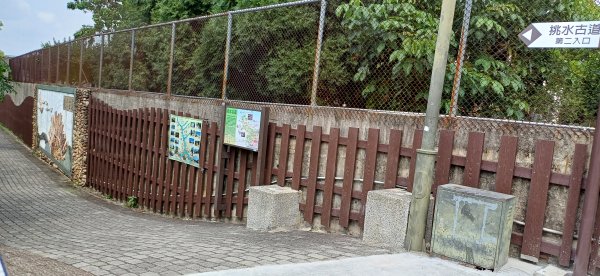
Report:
168,114,203,167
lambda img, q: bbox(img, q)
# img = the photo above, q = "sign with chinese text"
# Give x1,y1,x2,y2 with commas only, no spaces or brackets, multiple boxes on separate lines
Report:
168,115,203,167
224,107,262,152
519,21,600,48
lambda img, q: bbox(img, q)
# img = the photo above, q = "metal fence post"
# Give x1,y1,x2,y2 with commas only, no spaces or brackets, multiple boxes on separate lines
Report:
66,40,71,84
310,0,327,106
221,12,233,100
56,46,60,83
167,23,176,96
79,40,84,85
129,30,135,91
99,35,104,88
448,0,473,116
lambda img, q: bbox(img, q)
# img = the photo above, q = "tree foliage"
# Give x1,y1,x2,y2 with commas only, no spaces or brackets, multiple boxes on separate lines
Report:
67,0,600,125
0,21,14,101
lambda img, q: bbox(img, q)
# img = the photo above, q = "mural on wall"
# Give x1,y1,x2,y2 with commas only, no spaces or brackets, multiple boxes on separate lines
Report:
37,87,75,176
168,114,203,167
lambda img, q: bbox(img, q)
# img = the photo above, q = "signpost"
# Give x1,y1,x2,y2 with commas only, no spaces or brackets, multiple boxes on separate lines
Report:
519,21,600,48
519,20,600,276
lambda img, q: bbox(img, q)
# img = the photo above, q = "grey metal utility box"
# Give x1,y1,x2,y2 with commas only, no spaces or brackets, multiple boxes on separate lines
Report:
431,184,515,271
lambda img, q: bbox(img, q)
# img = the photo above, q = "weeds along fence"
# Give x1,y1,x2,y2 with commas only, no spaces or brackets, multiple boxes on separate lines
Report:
8,0,600,138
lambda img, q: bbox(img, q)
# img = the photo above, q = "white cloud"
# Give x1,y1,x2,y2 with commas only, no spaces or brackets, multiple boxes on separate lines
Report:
37,11,56,24
15,0,31,12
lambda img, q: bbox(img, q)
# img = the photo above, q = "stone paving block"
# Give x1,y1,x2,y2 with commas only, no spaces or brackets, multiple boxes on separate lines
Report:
0,129,390,276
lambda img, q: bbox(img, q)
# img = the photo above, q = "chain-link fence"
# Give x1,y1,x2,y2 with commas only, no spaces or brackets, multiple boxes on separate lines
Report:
8,0,599,133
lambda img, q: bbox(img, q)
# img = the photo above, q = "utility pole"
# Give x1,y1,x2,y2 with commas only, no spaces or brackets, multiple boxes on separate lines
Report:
405,0,457,252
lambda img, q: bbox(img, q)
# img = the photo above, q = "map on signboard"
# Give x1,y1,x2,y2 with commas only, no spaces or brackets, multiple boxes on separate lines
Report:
168,115,203,167
224,107,262,152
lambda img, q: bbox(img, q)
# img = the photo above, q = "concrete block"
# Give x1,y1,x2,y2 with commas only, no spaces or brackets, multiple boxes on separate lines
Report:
363,189,412,252
247,185,302,231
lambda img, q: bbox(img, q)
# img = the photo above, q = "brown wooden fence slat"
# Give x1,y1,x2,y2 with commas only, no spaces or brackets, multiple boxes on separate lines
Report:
150,109,161,211
464,132,485,188
434,130,455,195
141,109,152,208
407,130,423,192
95,102,102,192
88,100,95,188
304,126,322,224
194,120,209,217
265,123,277,184
154,110,166,212
97,103,104,193
495,136,518,195
186,132,197,218
145,109,157,209
102,103,110,195
126,110,135,198
590,203,600,273
236,150,248,219
108,107,117,198
251,152,259,187
181,112,193,217
225,149,236,218
359,128,379,227
114,108,122,196
112,108,120,199
186,163,196,218
321,128,339,230
116,109,125,201
133,109,144,201
559,144,587,266
138,109,149,204
145,109,155,209
86,99,93,187
164,111,175,214
86,98,94,188
384,129,402,189
291,125,306,191
173,111,185,216
277,124,291,186
204,122,218,218
159,110,171,213
340,127,359,228
89,100,98,189
520,140,555,262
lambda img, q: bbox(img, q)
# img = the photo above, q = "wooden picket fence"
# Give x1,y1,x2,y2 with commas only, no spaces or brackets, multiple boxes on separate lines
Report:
265,125,587,266
0,95,34,147
88,97,588,267
87,97,260,219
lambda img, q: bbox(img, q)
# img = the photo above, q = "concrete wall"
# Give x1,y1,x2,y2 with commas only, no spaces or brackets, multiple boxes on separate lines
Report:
92,88,594,238
8,82,36,105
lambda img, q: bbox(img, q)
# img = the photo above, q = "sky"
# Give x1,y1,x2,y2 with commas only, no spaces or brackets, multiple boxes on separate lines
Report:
0,0,93,57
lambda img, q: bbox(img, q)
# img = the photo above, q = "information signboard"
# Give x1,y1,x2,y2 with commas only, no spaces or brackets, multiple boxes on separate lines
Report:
168,114,203,167
223,107,263,152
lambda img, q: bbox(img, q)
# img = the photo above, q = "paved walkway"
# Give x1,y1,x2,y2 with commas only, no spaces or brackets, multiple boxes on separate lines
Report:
0,129,390,276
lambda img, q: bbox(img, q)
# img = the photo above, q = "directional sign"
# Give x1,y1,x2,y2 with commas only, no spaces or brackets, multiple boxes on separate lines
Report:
519,21,600,48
